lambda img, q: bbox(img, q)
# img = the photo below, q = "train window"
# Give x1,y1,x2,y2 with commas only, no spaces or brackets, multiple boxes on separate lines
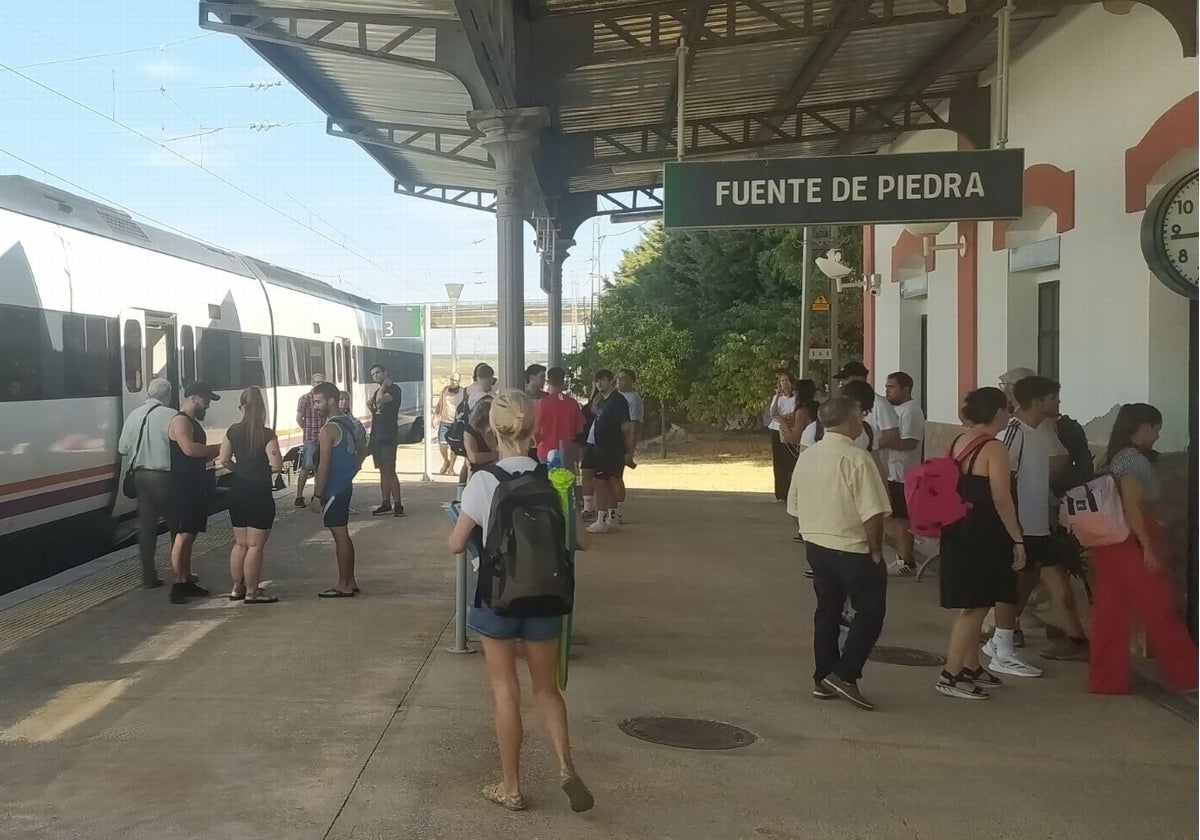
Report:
0,305,48,401
356,346,422,385
63,313,119,397
275,337,300,386
308,341,326,381
241,336,266,388
197,327,233,390
181,326,195,382
123,319,143,393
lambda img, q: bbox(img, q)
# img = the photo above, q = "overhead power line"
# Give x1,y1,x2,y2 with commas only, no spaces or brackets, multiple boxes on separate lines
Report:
5,33,216,71
0,144,379,302
0,59,399,295
155,87,384,297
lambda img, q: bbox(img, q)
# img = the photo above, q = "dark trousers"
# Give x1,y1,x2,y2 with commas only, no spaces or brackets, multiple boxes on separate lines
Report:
771,430,797,501
807,542,888,683
134,470,171,585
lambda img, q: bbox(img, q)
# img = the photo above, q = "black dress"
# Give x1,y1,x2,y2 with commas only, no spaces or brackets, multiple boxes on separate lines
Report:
938,435,1019,609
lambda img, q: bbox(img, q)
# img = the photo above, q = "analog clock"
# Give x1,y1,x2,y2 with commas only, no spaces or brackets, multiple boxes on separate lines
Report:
1141,170,1199,299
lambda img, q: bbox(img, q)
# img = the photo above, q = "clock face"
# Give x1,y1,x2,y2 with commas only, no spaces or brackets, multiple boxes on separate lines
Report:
1143,171,1199,298
1160,175,1198,288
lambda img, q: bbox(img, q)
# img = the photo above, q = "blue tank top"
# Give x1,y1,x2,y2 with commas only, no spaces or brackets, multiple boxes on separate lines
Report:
324,415,360,494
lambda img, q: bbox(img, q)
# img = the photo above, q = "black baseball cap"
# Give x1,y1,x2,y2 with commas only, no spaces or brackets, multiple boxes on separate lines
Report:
834,361,870,380
184,382,221,401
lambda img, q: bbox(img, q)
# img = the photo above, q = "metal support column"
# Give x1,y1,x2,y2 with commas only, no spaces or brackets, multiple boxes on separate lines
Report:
470,108,549,390
799,227,812,380
546,240,572,369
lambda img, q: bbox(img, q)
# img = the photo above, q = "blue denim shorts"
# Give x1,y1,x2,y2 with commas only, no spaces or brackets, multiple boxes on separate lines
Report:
467,584,563,642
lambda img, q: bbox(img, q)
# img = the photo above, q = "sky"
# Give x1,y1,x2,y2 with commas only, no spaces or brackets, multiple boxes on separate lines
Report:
0,2,650,354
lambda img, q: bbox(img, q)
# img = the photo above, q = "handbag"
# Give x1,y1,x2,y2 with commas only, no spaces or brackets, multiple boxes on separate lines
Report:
122,405,162,499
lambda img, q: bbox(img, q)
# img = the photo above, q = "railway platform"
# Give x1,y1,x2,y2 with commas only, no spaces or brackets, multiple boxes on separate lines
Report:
0,449,1196,840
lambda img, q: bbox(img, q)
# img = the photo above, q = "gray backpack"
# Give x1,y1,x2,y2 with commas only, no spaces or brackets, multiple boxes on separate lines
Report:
476,463,574,618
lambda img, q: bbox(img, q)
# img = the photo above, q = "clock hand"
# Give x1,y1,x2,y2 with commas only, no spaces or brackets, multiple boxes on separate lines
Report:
1169,232,1199,240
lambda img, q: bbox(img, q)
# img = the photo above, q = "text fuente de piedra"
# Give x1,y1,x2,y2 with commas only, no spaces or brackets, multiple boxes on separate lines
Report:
714,171,987,207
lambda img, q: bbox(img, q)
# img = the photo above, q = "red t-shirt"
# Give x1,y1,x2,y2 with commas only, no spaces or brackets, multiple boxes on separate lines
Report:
536,392,585,460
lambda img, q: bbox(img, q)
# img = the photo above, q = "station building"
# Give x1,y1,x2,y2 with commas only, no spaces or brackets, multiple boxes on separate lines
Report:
864,2,1196,456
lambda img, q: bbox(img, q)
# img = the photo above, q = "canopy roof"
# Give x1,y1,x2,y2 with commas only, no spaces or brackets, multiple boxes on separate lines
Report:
200,0,1196,232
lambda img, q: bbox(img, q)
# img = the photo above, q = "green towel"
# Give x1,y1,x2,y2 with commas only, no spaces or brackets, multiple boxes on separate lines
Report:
549,467,576,690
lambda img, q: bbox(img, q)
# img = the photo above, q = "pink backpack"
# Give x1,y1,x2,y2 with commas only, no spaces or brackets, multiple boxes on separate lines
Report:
904,436,992,538
1062,474,1130,547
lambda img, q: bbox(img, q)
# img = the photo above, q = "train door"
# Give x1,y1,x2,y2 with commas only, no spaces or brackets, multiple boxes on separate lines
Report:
114,309,148,520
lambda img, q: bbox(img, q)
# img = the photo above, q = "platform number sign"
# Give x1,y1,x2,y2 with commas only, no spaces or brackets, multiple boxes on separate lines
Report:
381,305,422,345
1141,170,1199,300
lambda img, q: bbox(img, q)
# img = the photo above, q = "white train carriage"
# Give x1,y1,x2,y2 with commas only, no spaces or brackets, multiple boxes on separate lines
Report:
0,175,422,581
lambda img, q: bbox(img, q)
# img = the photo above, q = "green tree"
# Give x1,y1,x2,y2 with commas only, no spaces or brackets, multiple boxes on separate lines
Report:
568,221,865,427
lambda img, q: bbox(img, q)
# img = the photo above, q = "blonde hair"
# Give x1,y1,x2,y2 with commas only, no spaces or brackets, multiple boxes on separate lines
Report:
488,389,535,445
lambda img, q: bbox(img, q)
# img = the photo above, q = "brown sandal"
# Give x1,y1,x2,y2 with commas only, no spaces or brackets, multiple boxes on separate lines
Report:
482,783,526,811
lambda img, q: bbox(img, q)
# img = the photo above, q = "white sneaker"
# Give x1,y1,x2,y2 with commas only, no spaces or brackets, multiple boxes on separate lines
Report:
986,654,1044,678
586,519,611,534
887,560,913,576
981,638,997,661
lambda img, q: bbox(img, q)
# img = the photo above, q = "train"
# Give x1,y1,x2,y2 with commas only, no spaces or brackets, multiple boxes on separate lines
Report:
0,175,423,591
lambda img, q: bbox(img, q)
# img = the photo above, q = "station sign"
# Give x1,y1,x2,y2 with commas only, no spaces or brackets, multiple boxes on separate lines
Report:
663,149,1024,230
809,348,833,361
381,305,423,345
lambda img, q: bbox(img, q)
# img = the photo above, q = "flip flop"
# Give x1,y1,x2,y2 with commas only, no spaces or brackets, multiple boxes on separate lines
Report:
482,783,526,811
244,591,279,604
229,590,246,601
317,588,355,598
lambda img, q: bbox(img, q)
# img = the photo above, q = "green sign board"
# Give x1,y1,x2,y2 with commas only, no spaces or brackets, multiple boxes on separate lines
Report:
381,305,422,345
663,149,1025,230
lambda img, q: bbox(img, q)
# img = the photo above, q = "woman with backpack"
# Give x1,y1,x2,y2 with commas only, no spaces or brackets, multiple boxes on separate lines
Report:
935,387,1026,699
447,390,595,813
1088,403,1197,695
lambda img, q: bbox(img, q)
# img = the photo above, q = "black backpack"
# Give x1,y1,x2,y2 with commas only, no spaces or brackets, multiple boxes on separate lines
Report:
1053,414,1095,497
445,396,472,456
475,463,574,618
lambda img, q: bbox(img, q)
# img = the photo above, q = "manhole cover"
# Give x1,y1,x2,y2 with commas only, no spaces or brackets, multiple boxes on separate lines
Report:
618,717,757,750
869,646,946,666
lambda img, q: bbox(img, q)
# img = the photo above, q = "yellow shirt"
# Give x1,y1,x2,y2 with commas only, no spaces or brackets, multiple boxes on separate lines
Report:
787,431,893,554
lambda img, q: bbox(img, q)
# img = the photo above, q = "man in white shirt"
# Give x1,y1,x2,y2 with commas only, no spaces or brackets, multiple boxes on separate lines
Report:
988,375,1090,667
117,378,176,589
881,372,925,576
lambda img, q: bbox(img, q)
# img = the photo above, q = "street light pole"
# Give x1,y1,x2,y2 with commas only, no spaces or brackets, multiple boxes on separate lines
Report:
445,283,464,374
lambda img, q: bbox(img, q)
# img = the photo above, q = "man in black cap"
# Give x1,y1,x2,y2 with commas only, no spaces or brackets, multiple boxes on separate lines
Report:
167,382,222,604
834,362,900,455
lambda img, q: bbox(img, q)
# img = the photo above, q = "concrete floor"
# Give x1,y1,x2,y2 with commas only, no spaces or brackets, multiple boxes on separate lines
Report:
0,476,1195,840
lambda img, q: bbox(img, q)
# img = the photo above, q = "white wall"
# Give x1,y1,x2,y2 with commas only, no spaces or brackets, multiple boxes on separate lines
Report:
871,4,1197,449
